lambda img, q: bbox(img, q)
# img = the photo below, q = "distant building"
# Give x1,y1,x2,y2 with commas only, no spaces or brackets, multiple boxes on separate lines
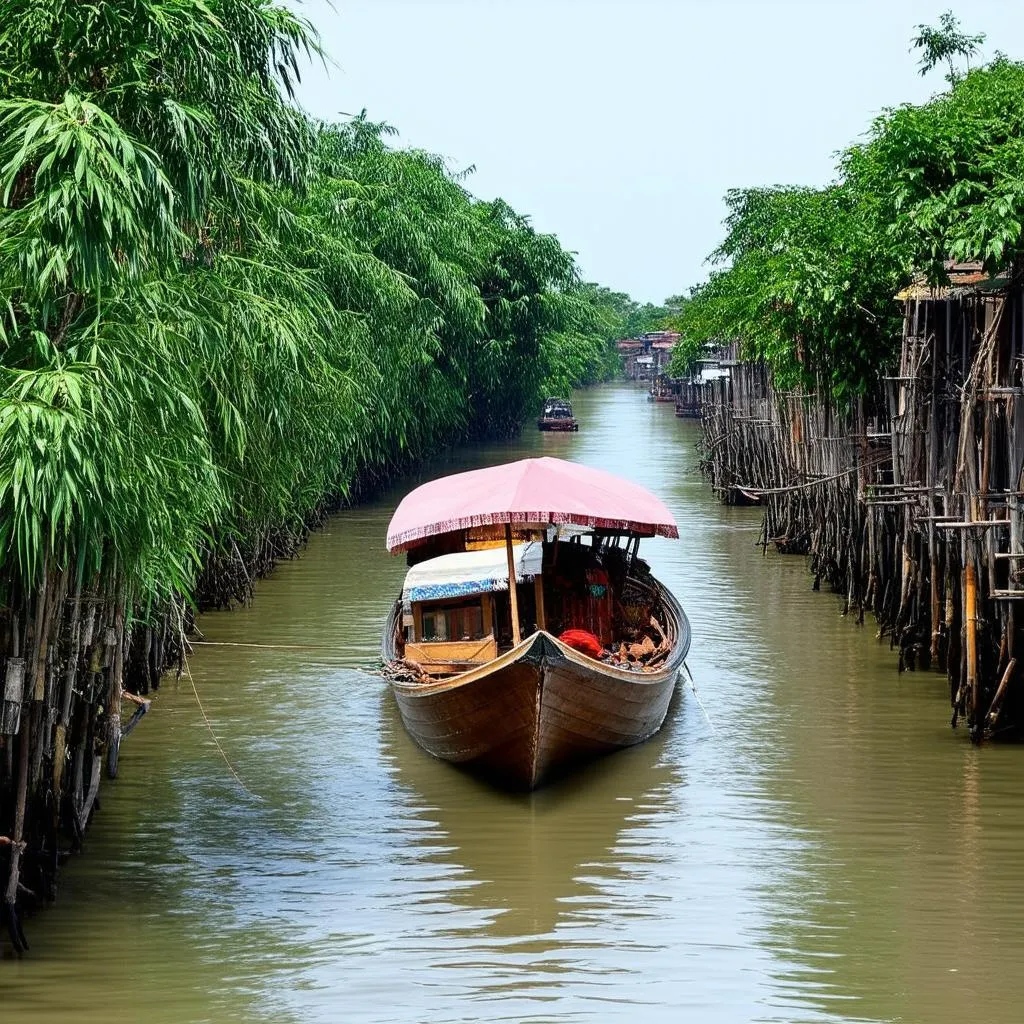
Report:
674,343,733,417
616,331,680,380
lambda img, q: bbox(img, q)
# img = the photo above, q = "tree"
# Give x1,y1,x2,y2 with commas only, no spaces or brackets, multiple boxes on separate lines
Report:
0,0,647,941
670,15,1024,402
912,11,985,84
670,184,907,399
845,56,1024,279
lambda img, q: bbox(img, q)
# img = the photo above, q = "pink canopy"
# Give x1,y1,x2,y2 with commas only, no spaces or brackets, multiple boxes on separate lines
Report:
386,456,679,553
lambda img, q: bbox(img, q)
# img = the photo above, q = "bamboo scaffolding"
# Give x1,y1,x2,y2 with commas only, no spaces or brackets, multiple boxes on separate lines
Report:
697,284,1024,739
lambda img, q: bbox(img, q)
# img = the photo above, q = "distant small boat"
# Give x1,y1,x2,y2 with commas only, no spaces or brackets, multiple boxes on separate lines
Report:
381,457,691,790
537,397,579,431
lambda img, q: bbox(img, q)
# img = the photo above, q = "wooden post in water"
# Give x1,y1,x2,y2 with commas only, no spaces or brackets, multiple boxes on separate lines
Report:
966,560,978,721
505,524,521,646
987,657,1017,729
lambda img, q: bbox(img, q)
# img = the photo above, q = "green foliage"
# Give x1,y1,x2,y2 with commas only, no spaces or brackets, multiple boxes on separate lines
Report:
673,18,1024,404
912,11,985,83
539,282,626,398
845,56,1024,279
0,0,628,604
582,286,675,340
671,185,907,398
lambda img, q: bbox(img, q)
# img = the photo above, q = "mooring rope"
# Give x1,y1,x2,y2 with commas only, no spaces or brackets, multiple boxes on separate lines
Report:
683,661,716,736
189,640,342,651
184,658,263,801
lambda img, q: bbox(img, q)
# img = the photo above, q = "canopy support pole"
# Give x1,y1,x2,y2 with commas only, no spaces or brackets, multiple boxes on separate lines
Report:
534,574,546,633
505,524,522,646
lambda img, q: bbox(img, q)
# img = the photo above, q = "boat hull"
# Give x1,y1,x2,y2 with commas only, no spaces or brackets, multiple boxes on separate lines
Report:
384,580,690,789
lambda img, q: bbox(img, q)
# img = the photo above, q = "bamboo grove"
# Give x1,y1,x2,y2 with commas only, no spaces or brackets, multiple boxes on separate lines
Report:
673,16,1024,741
0,0,640,949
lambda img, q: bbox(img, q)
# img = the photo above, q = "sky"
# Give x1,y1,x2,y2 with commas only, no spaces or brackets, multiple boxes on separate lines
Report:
291,0,1024,304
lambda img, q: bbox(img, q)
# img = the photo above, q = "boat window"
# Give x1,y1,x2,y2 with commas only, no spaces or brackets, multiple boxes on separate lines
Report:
420,602,486,642
542,400,572,418
421,609,448,641
451,605,484,640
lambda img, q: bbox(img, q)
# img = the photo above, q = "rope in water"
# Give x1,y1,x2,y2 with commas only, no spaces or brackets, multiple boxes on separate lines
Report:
184,658,263,801
683,661,716,736
189,640,342,651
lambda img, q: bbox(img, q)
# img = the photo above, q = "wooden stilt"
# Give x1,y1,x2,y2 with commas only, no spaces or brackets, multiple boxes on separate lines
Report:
966,560,978,723
987,657,1017,728
696,290,1024,740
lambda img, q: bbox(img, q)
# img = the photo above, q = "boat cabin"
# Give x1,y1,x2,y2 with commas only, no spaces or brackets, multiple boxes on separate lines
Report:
383,456,682,703
394,527,667,678
400,541,542,674
648,375,677,402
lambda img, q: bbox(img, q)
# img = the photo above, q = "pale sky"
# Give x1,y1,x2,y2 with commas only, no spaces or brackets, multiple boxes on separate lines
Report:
291,0,1022,304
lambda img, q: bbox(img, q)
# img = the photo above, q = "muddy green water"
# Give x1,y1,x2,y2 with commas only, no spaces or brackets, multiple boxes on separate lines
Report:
5,382,1024,1022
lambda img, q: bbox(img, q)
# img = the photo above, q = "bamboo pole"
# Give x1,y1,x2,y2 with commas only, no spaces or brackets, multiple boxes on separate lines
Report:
53,570,84,797
106,591,125,779
986,657,1017,728
965,560,978,722
3,713,31,952
695,295,1024,736
505,525,521,646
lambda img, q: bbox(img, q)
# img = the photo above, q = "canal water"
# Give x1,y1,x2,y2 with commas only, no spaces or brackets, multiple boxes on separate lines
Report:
6,382,1024,1023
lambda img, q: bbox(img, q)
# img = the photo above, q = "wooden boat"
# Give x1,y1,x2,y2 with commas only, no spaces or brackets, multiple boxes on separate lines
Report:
381,457,691,790
381,570,689,789
537,397,579,431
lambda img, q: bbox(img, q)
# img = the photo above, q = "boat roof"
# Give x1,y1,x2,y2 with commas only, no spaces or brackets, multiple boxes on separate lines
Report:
402,542,544,604
386,456,679,553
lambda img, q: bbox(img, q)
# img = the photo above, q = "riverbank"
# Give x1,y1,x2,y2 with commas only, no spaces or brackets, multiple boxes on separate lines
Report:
667,25,1024,747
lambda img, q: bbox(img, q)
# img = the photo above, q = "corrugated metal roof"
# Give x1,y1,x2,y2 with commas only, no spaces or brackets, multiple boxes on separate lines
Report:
896,261,1012,300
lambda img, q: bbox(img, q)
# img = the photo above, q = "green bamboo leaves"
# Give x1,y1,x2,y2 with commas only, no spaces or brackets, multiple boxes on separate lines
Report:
0,0,627,610
0,94,177,296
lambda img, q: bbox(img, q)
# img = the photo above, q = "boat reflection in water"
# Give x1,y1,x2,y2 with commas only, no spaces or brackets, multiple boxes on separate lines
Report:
379,688,680,940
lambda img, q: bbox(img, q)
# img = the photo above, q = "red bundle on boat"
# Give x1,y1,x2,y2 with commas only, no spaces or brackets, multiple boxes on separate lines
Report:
558,629,603,659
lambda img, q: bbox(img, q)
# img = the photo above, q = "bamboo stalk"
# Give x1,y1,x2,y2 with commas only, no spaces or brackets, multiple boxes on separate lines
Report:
965,561,979,726
986,657,1017,728
3,705,32,952
106,592,125,779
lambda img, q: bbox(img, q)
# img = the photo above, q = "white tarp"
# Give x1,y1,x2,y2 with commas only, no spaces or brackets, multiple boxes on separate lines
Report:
403,542,544,604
